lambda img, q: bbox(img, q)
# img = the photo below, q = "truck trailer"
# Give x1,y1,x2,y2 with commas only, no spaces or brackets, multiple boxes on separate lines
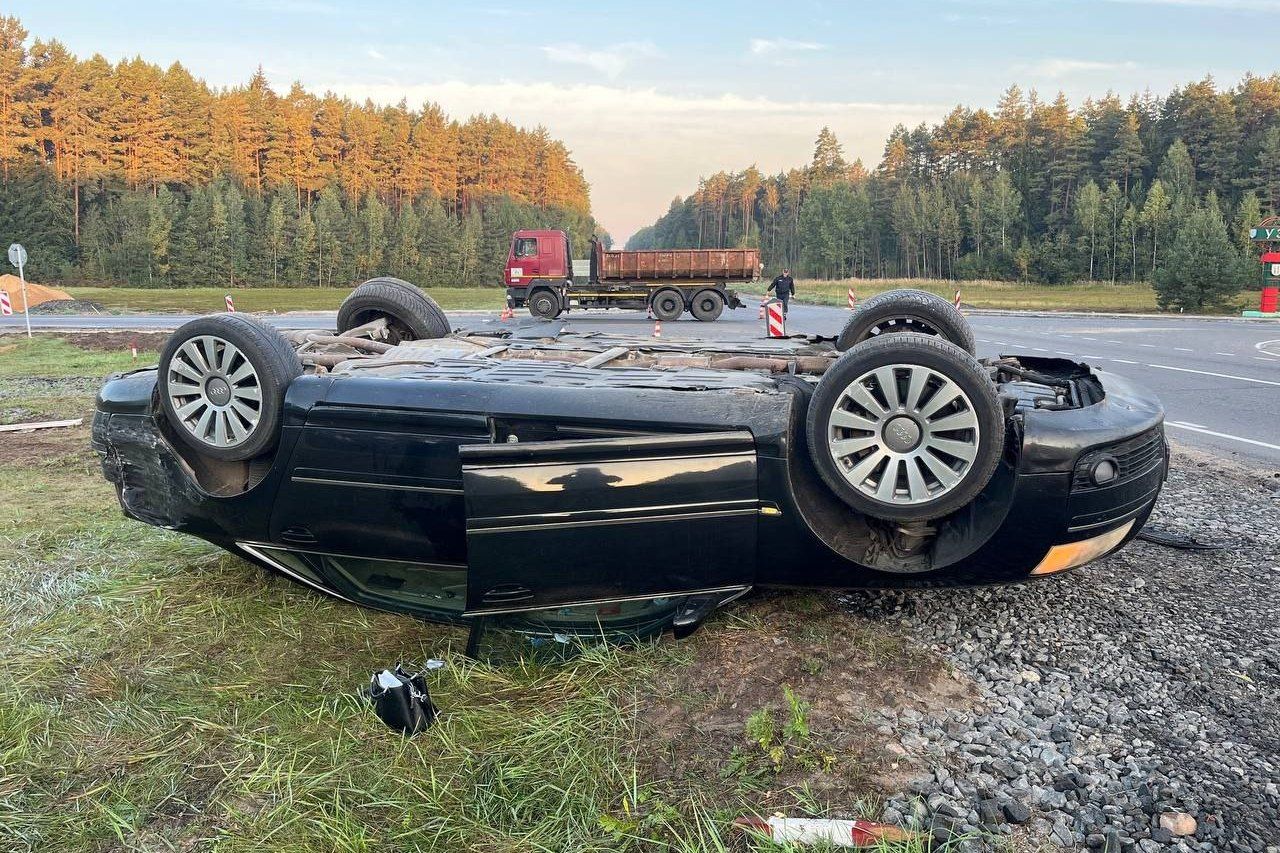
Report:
504,229,755,321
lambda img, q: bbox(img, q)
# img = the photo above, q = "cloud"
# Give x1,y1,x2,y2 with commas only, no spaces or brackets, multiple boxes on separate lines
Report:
749,37,826,55
540,41,660,79
1026,58,1140,78
366,47,385,61
315,78,942,242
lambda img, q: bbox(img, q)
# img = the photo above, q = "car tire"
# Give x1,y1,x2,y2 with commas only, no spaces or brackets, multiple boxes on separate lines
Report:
651,288,684,321
689,289,724,322
527,288,562,319
836,289,976,355
158,313,302,462
337,277,450,343
805,333,1004,522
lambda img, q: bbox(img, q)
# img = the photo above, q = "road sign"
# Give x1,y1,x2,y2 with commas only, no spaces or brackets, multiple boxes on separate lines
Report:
6,242,30,337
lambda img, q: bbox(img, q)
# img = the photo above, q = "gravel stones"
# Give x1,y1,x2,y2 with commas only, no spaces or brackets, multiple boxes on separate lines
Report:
849,450,1280,851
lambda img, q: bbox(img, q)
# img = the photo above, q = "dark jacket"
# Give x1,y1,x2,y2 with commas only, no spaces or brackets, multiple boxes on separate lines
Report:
768,274,795,297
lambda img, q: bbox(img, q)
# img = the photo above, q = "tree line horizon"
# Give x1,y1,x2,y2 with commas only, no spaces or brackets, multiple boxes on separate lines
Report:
627,77,1280,310
0,16,599,291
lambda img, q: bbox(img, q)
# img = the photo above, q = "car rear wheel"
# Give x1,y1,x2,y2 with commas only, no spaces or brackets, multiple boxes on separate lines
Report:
689,289,724,322
527,288,562,319
805,333,1003,522
158,314,302,462
651,289,684,321
337,277,450,343
837,289,976,355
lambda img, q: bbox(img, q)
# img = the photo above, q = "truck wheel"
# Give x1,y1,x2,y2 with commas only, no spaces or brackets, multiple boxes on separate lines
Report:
651,289,684,321
837,289,976,355
337,277,450,343
805,333,1003,522
689,289,724,322
527,288,562,319
158,314,302,462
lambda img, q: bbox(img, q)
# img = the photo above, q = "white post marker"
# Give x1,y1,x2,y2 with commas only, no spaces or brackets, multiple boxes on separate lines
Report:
953,288,961,309
0,289,11,316
225,294,235,312
8,243,31,338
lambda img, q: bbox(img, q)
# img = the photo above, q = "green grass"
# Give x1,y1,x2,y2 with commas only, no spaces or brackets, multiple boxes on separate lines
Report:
781,278,1262,314
0,339,963,852
0,337,160,379
65,286,505,314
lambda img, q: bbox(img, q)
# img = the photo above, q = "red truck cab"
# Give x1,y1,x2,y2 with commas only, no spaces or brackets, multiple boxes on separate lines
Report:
505,229,572,289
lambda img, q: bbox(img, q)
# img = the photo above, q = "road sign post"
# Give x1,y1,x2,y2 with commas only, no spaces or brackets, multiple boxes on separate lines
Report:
7,243,30,338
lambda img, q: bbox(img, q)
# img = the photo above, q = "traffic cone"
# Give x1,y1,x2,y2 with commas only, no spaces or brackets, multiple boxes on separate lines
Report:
758,301,766,320
652,319,662,338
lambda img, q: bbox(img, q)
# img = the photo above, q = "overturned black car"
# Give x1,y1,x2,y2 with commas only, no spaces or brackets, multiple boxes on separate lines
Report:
93,282,1168,640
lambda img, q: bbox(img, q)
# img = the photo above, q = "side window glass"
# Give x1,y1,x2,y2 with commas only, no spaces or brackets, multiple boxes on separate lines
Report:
514,238,537,258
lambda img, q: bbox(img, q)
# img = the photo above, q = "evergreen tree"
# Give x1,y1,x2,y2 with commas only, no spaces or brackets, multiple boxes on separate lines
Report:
1153,201,1247,310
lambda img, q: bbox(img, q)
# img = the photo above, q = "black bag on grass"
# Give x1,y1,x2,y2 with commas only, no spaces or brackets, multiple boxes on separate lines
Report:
368,664,438,735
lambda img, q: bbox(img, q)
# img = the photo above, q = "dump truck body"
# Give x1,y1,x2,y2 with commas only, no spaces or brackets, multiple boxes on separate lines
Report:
504,229,753,320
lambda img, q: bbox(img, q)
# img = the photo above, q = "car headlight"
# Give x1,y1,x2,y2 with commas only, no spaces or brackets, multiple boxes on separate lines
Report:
1031,520,1135,576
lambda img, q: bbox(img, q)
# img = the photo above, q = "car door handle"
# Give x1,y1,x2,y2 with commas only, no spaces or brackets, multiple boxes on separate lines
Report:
482,584,534,604
280,526,317,545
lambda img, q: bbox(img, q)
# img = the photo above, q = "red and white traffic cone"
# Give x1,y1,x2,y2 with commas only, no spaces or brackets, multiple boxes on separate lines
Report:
646,302,654,320
758,300,766,320
224,294,235,312
652,319,662,338
847,287,857,310
733,816,917,848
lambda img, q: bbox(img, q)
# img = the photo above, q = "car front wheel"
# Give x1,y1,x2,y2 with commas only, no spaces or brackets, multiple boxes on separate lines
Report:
805,333,1004,522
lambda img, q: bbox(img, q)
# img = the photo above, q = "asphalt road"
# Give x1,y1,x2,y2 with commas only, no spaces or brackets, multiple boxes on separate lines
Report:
4,303,1279,466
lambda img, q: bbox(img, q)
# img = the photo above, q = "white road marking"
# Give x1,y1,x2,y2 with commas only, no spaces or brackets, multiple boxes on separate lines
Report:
1079,337,1098,341
1054,350,1075,355
1254,356,1277,362
1032,347,1049,352
1147,363,1280,387
1214,352,1234,357
1166,421,1280,452
976,338,989,343
1109,358,1139,364
1139,344,1156,348
1173,347,1194,352
1176,421,1208,428
1106,340,1124,344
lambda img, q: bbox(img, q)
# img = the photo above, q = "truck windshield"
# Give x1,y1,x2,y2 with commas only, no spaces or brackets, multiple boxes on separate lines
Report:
514,237,538,258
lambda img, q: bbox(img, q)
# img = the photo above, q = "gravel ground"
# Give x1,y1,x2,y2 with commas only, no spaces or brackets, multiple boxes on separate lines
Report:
848,445,1280,852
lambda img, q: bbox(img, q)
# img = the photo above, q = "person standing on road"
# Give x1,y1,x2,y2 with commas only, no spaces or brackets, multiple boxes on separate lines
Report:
768,269,795,315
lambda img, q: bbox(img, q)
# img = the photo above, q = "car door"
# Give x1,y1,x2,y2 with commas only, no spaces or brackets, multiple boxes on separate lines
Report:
460,430,758,615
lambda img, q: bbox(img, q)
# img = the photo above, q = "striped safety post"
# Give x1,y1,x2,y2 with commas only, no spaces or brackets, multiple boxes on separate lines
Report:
953,289,961,309
0,289,11,316
225,294,236,312
766,300,785,338
733,816,917,848
847,287,856,309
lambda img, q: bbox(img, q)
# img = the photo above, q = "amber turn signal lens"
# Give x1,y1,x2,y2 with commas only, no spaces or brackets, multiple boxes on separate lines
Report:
1030,520,1136,576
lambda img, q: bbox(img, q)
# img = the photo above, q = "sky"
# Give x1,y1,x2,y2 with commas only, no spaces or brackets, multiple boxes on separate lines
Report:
10,0,1278,242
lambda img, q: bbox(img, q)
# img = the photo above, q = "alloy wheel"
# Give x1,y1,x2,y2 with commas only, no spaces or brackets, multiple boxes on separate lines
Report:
165,334,263,448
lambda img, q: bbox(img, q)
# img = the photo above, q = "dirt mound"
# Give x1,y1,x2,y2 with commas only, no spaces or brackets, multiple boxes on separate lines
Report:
28,298,107,315
0,275,73,312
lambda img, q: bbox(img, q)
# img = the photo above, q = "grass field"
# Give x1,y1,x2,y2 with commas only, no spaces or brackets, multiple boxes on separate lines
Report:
64,286,505,314
0,335,988,852
789,279,1262,314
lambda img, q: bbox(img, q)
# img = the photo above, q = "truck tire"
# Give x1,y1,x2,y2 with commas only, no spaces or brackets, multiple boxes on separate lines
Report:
837,289,976,355
805,333,1004,522
337,278,450,343
651,288,684,321
689,289,725,322
527,288,562,319
158,314,302,462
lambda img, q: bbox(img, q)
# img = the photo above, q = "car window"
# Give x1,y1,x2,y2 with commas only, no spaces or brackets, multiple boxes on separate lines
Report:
514,237,538,258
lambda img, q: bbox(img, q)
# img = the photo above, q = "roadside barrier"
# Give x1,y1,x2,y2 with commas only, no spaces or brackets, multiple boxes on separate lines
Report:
0,290,10,315
766,300,785,338
847,287,856,309
224,294,235,312
652,319,662,338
